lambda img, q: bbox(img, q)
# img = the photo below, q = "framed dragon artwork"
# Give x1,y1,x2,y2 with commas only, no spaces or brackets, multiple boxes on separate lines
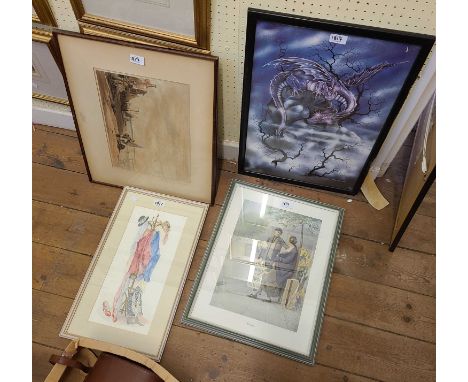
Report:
238,9,435,195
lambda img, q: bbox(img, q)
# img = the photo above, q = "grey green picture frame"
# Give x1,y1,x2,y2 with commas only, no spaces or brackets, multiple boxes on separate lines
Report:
182,179,344,365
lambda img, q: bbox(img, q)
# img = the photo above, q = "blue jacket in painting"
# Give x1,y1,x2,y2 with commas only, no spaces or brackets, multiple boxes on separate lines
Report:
140,231,161,282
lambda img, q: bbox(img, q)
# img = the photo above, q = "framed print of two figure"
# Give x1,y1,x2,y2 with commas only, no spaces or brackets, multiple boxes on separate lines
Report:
238,9,435,194
61,187,208,360
183,180,344,364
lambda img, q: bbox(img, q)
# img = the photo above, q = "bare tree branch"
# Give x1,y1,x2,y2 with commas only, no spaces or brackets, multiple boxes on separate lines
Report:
308,44,384,129
269,142,305,167
311,42,344,77
343,50,364,75
257,103,306,166
306,144,357,177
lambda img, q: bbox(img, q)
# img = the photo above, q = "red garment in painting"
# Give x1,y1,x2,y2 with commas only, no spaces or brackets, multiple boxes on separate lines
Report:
111,228,154,322
127,229,154,277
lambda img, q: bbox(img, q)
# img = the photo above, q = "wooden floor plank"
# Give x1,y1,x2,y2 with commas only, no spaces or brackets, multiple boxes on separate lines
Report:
187,234,435,297
32,342,62,382
32,128,86,173
398,213,436,255
327,274,435,343
333,236,435,297
31,125,400,213
32,200,108,255
33,236,434,344
172,284,435,381
32,290,374,382
33,163,121,217
33,125,433,222
34,289,434,381
162,326,377,382
33,242,91,299
32,290,72,349
32,236,435,347
317,317,435,382
32,194,435,301
33,199,434,299
32,128,368,205
32,200,218,255
34,170,434,255
34,158,396,246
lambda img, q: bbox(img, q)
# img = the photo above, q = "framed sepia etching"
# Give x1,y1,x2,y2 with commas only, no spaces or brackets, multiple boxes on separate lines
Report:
61,187,209,360
54,30,218,204
238,9,435,195
70,0,210,52
182,180,344,364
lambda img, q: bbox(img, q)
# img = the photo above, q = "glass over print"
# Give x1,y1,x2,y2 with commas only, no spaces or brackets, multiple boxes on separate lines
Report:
61,187,208,360
95,69,191,180
210,199,322,332
239,9,434,194
183,181,344,364
54,31,217,203
82,0,196,38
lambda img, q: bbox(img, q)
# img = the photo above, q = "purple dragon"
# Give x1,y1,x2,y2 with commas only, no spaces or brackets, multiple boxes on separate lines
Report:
264,57,396,135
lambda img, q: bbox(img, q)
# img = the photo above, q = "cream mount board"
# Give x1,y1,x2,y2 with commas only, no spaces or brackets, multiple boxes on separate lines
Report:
36,0,435,144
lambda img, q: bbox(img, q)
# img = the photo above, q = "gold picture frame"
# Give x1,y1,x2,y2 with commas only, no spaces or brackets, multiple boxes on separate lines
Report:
32,29,69,105
32,0,57,27
70,0,210,53
183,180,344,365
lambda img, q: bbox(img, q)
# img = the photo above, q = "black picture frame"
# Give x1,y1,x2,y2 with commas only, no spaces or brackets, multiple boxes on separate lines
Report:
389,168,435,251
238,8,435,195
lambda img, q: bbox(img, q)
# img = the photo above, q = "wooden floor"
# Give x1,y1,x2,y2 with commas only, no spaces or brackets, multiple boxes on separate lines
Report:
32,125,435,382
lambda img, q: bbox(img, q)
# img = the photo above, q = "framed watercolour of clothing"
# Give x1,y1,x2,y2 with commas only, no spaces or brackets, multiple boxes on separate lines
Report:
61,187,208,360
